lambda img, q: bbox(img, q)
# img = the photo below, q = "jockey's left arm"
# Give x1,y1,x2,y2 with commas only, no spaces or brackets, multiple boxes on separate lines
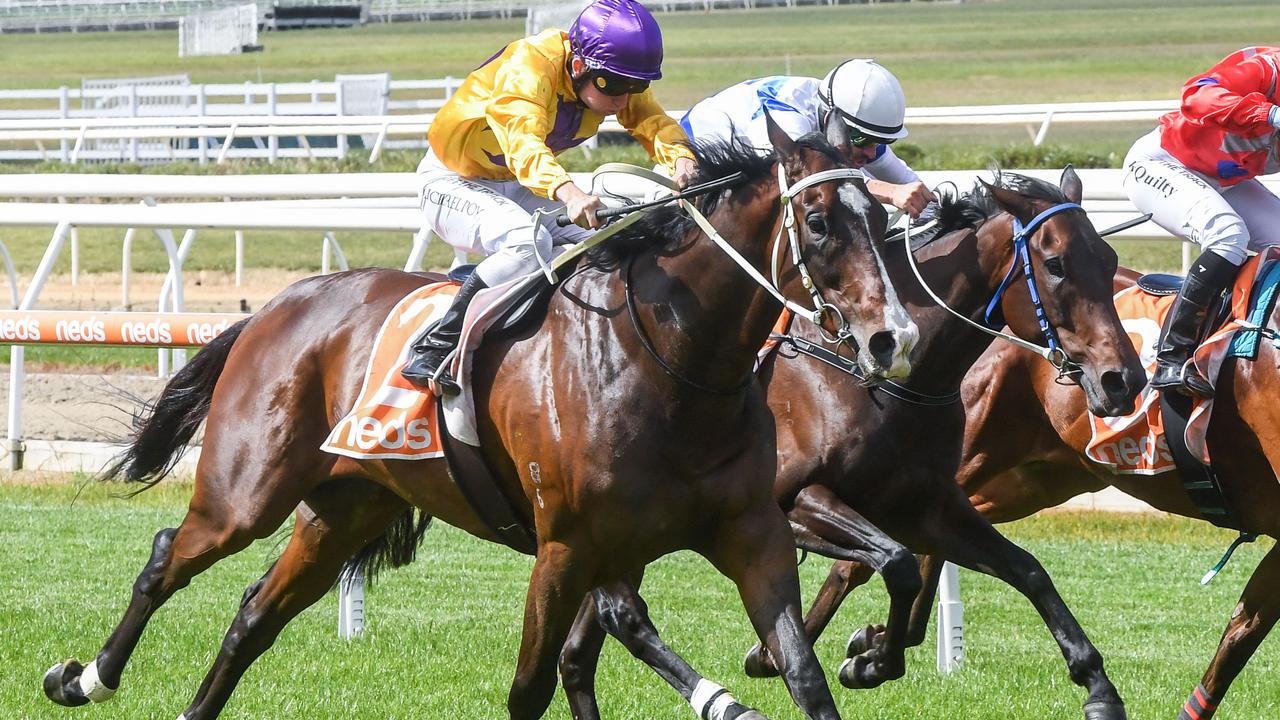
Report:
618,89,698,186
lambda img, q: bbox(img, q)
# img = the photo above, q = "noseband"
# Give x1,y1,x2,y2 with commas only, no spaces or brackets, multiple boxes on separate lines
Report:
903,200,1085,380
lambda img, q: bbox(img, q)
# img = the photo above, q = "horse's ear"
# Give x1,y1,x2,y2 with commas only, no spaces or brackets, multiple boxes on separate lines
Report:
1059,164,1083,204
980,178,1034,220
824,110,851,155
765,107,796,159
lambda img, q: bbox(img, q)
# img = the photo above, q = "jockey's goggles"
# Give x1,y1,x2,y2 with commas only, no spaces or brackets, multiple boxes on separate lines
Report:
588,70,650,96
848,125,894,148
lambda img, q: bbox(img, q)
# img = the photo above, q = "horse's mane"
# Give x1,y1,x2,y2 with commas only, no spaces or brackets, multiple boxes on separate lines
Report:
968,167,1069,217
908,167,1068,251
584,133,842,270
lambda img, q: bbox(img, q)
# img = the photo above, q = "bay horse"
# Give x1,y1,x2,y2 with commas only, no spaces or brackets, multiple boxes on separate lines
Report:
40,115,919,720
557,168,1147,720
863,264,1280,720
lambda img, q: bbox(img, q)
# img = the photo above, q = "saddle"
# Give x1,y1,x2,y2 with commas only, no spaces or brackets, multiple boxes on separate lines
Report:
433,262,590,556
1096,250,1280,532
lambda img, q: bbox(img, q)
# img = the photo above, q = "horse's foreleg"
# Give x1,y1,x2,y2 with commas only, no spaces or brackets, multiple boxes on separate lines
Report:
509,540,599,720
710,507,840,720
784,485,920,691
561,575,768,720
743,556,875,679
904,553,945,648
1179,542,1280,720
43,494,285,709
178,480,408,720
936,503,1126,720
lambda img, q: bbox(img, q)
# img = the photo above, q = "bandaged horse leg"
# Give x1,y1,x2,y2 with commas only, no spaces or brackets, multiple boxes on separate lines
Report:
1177,543,1280,720
178,481,408,720
560,574,766,720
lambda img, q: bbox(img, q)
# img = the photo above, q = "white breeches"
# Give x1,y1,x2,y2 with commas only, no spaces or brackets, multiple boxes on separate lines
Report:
418,151,592,286
1123,129,1280,266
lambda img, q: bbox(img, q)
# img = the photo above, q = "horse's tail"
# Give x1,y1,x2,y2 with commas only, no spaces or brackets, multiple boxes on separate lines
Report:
339,509,433,588
100,317,251,492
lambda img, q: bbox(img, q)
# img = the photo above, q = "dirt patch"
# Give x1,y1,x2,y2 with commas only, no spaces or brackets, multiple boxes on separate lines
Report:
23,269,312,313
0,371,167,442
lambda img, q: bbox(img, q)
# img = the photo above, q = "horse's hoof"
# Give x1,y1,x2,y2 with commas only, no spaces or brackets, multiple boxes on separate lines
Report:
743,644,780,678
844,624,884,659
838,654,877,690
723,706,769,720
43,660,90,707
1083,700,1127,720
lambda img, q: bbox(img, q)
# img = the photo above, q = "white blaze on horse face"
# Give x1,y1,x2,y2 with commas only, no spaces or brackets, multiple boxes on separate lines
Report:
838,184,917,378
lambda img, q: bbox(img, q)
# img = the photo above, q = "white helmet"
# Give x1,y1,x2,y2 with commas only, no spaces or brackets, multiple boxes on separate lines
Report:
820,59,908,142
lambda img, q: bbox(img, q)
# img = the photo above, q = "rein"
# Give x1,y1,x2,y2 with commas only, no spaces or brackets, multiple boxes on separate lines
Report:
592,162,868,395
899,201,1085,380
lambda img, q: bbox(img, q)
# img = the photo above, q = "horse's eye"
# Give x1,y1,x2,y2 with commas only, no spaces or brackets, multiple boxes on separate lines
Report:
806,214,828,236
1044,256,1065,278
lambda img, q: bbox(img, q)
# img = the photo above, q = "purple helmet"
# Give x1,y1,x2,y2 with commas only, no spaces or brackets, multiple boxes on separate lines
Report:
569,0,663,81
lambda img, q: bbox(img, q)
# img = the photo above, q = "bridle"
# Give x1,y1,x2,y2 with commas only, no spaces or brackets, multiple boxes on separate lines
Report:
605,162,871,394
901,200,1086,381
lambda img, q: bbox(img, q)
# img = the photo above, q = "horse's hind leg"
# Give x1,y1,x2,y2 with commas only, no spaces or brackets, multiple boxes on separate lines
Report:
1180,542,1280,720
42,481,299,709
178,478,409,720
560,575,767,720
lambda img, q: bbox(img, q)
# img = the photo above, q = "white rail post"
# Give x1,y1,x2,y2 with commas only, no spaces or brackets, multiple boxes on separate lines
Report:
58,86,69,163
128,84,139,163
57,197,79,286
121,227,136,309
338,572,365,639
198,86,209,165
8,221,73,470
267,84,279,163
1033,111,1055,146
336,84,348,160
936,561,964,673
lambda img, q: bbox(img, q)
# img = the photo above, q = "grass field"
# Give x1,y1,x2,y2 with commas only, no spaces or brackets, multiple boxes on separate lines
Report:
2,477,1279,719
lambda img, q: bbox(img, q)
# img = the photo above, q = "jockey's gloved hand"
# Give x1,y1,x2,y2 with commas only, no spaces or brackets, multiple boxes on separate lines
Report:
556,182,606,229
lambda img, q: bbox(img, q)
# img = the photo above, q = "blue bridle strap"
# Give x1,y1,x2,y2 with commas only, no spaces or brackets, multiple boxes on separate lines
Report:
981,202,1084,357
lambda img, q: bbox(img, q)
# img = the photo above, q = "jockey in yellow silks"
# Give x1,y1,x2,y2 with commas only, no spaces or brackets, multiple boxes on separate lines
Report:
402,0,696,394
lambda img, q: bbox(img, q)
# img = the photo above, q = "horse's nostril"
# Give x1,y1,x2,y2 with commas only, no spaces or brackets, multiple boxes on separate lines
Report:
1101,369,1128,399
868,330,896,369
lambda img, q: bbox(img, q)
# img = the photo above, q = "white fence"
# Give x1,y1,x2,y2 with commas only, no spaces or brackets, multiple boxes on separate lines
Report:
0,81,1175,163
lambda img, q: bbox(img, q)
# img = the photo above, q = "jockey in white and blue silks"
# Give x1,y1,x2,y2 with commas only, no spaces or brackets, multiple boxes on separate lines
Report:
681,60,936,219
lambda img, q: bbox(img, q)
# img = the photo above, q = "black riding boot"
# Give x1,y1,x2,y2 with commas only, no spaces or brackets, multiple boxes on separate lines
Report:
401,272,488,394
1149,249,1239,398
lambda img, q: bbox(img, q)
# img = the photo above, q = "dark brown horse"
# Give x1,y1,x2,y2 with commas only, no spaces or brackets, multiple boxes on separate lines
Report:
40,116,918,720
558,168,1147,720
853,265,1280,720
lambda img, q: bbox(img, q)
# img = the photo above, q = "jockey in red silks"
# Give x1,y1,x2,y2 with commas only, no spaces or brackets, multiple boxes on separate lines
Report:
401,0,696,395
1123,46,1280,397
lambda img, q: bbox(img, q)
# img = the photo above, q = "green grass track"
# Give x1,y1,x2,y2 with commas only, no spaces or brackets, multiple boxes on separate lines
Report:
2,478,1278,718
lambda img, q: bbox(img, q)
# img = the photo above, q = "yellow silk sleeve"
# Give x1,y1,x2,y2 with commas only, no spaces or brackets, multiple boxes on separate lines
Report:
618,89,695,174
485,42,574,199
